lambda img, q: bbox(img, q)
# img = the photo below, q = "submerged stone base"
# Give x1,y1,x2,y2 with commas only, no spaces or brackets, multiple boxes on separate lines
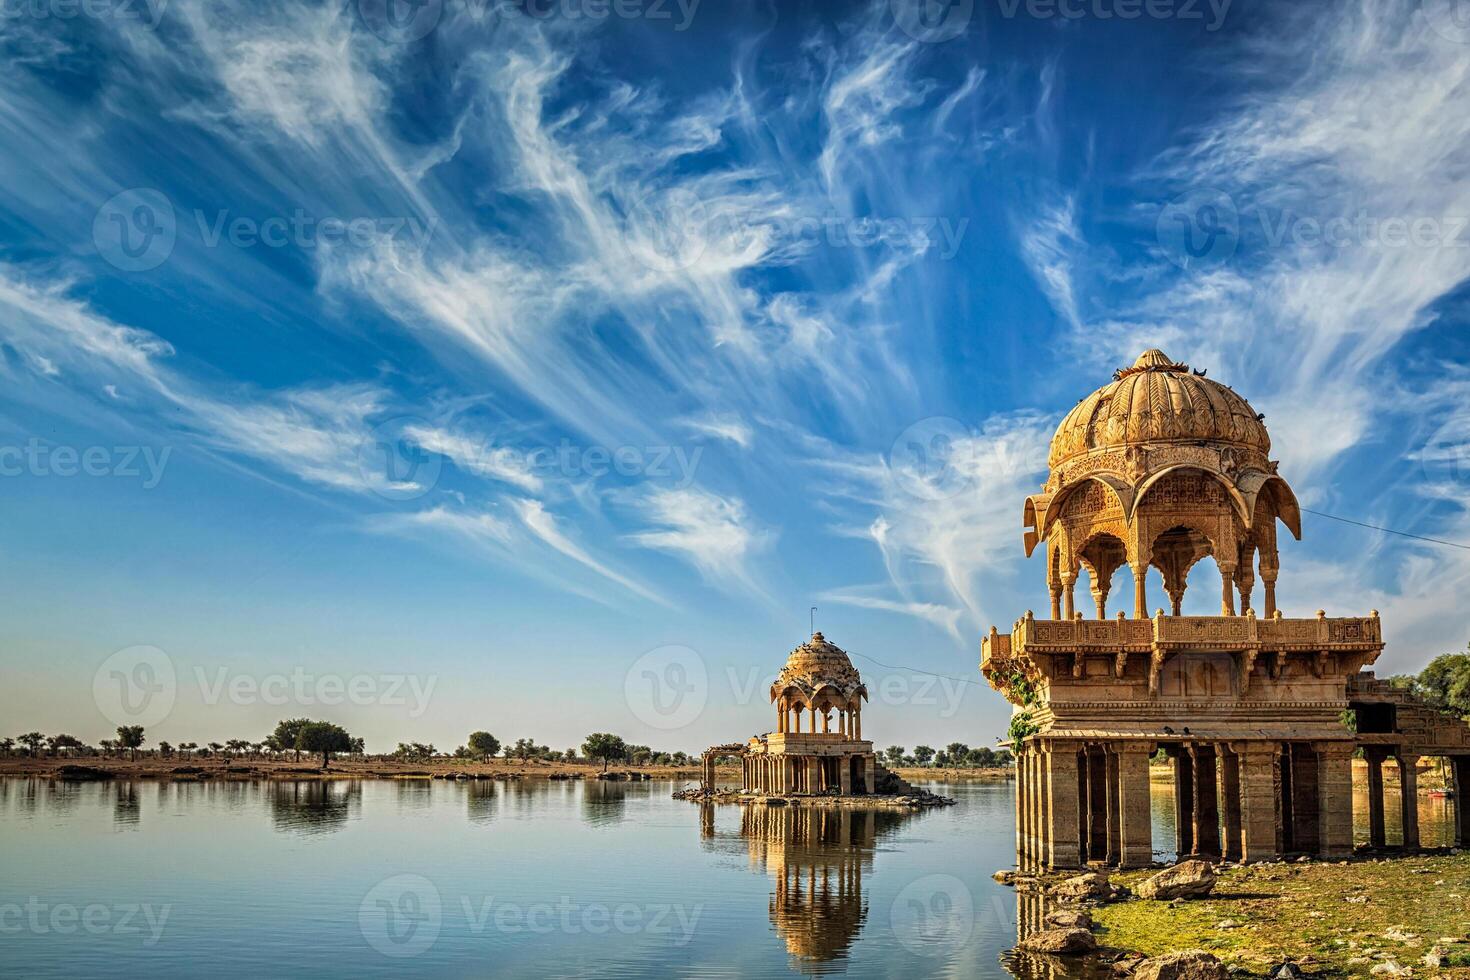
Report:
674,787,954,808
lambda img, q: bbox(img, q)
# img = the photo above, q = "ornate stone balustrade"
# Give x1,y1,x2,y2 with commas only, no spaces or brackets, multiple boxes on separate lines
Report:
982,610,1383,699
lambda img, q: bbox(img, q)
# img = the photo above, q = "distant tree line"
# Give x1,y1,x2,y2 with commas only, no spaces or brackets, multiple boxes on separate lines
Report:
882,742,1014,768
3,722,699,772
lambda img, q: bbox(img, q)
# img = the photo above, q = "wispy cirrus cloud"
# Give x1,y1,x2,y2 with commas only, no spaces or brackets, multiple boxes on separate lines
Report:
0,267,397,495
625,486,770,596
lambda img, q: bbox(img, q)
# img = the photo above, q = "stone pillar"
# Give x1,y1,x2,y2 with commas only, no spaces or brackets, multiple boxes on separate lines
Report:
1015,749,1029,870
839,757,852,795
1396,752,1420,850
1237,563,1255,617
1316,742,1355,859
864,755,875,796
1218,561,1237,616
1050,586,1062,622
1028,750,1043,871
1132,563,1148,620
1116,745,1153,868
1290,744,1321,854
1061,572,1076,621
1454,757,1470,848
1105,747,1121,865
1235,743,1280,862
1260,565,1278,618
1086,746,1108,863
808,757,821,796
1040,748,1053,868
1044,741,1082,869
854,705,862,741
1173,747,1196,858
1191,744,1221,859
1366,750,1386,849
1220,745,1243,862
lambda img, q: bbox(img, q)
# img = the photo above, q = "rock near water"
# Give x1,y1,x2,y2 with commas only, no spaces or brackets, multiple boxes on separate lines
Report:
1129,950,1229,980
1048,871,1117,902
1018,927,1097,955
1136,860,1216,900
1044,908,1094,930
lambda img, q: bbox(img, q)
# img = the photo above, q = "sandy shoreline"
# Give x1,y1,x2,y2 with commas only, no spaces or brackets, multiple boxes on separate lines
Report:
0,757,1017,783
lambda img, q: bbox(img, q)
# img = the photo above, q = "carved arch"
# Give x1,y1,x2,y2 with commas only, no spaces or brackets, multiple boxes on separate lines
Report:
1129,464,1251,526
1039,475,1128,540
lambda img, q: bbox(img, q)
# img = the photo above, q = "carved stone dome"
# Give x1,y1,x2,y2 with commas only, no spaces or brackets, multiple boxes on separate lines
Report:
1048,349,1270,470
770,633,867,703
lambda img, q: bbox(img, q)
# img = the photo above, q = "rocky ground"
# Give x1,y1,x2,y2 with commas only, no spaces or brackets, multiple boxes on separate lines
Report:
1002,853,1470,977
671,786,957,807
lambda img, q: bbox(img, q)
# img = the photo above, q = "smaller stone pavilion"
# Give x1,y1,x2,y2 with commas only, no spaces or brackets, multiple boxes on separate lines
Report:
740,632,878,796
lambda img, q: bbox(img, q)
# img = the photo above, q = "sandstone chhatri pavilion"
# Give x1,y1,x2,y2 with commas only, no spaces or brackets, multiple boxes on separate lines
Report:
982,349,1470,869
739,632,878,796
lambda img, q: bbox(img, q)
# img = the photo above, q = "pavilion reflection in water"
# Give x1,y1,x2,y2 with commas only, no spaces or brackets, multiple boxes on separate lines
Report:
700,803,913,973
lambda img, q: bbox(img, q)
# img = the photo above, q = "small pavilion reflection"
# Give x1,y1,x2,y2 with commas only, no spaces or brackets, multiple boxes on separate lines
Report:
702,803,913,973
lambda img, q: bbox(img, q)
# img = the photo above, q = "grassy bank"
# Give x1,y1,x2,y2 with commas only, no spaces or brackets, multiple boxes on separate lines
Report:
1091,854,1470,976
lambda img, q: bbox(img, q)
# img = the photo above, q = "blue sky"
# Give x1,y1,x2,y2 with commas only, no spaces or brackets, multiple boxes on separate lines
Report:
2,0,1469,753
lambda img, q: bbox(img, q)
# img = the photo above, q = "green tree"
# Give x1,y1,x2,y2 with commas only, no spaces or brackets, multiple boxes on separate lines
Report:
116,725,145,760
912,745,935,766
272,718,312,761
883,745,905,766
945,742,969,766
17,732,45,757
49,734,83,757
582,733,627,772
0,738,13,756
1413,650,1470,716
468,732,501,762
297,721,353,767
966,746,998,768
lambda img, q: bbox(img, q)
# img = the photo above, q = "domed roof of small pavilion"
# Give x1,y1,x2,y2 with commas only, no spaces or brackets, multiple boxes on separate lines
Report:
770,633,867,704
1048,349,1270,470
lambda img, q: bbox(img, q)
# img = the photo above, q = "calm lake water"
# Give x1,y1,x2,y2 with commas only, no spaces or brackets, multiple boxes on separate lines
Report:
0,775,1456,978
